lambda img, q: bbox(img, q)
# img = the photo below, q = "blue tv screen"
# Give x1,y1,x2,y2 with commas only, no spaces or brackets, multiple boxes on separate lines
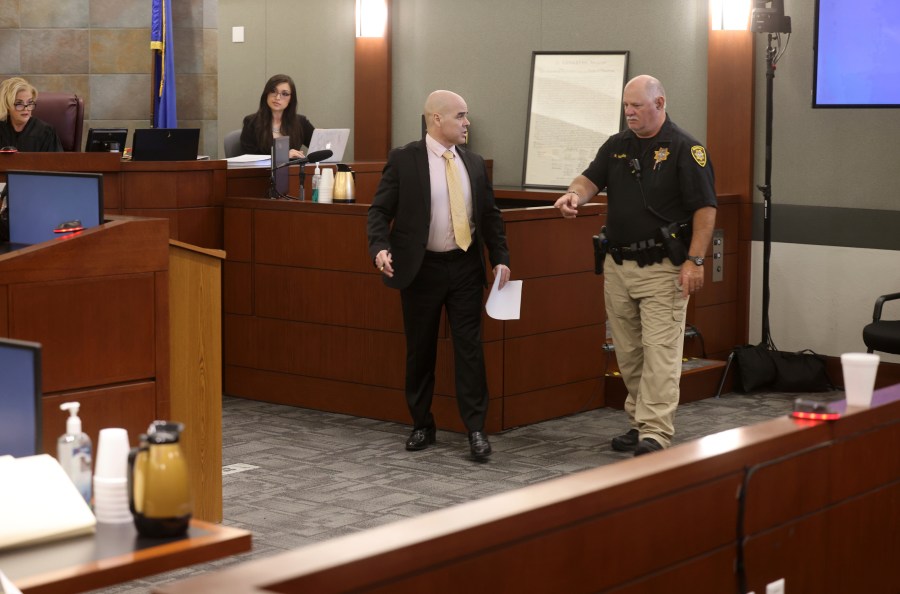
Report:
814,0,900,107
6,170,104,245
0,338,42,457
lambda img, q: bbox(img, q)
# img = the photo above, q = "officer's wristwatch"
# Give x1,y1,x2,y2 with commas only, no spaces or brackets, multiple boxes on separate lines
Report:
687,255,705,266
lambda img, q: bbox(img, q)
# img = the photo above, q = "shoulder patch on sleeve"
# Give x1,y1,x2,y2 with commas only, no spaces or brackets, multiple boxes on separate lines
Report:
691,145,707,167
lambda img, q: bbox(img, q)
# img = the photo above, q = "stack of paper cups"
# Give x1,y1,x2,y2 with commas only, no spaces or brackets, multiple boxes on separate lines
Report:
93,428,132,524
318,167,334,204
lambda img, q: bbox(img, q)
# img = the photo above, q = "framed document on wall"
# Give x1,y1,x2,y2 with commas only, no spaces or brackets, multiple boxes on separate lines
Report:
522,51,629,188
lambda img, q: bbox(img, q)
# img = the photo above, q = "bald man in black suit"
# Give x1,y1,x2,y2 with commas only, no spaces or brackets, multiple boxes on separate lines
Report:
367,90,511,461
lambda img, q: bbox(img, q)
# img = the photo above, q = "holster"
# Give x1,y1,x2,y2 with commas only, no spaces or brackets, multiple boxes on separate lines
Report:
658,221,691,265
592,226,608,275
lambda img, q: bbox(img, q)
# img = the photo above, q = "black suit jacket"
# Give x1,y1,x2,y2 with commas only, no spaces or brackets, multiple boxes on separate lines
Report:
367,139,509,290
239,113,315,155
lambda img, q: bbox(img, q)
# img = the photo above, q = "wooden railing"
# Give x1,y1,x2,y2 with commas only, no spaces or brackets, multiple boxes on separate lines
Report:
154,386,900,594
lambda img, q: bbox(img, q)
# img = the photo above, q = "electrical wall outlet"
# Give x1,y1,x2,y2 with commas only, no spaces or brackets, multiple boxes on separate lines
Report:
711,228,724,283
766,577,785,594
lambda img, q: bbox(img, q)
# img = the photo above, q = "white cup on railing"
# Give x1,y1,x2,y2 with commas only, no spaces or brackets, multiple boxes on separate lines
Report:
840,353,879,408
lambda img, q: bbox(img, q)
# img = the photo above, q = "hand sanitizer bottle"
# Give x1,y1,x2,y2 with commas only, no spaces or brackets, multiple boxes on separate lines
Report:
57,402,92,504
311,162,321,203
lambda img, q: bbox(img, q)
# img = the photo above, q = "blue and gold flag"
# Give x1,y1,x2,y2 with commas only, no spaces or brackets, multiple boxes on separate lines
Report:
151,0,177,128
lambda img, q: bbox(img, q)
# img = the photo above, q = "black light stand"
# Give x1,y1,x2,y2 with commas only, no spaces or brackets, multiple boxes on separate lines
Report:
717,5,794,394
751,0,791,349
758,33,777,349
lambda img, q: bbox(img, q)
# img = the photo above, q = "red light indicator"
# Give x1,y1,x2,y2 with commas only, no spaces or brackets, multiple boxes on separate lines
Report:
791,410,840,421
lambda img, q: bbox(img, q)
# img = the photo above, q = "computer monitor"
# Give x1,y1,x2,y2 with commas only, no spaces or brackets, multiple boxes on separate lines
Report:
270,136,290,198
0,338,42,457
5,170,104,245
85,128,128,152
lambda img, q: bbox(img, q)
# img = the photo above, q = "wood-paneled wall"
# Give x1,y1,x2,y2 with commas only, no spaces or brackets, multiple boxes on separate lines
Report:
222,198,607,432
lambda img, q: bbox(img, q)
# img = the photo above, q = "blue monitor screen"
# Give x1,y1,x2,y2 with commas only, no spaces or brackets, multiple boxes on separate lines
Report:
0,338,42,457
6,170,103,245
814,0,900,107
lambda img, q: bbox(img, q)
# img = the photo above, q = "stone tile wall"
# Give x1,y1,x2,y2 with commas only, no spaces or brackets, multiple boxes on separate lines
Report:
0,0,219,157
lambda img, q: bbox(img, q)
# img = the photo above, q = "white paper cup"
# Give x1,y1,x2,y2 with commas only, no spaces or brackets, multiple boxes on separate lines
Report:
841,353,879,408
94,508,132,524
94,428,130,479
93,474,131,523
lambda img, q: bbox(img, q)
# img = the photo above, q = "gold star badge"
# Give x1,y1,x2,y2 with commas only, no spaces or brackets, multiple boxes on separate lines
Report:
691,145,708,167
653,147,670,170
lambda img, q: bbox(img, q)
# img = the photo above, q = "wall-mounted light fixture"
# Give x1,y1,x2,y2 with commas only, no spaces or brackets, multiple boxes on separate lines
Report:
356,0,388,38
710,0,751,30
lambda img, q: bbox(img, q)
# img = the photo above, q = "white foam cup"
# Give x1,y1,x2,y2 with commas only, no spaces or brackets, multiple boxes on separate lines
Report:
840,352,879,408
94,428,130,479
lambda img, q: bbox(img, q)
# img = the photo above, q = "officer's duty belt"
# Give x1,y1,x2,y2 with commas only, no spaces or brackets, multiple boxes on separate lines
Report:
608,240,666,267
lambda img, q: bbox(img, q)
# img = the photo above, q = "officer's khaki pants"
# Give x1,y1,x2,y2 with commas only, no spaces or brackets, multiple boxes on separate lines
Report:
603,255,689,447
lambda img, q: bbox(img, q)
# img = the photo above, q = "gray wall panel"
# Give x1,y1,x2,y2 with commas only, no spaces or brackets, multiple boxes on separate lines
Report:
218,0,711,185
217,0,355,156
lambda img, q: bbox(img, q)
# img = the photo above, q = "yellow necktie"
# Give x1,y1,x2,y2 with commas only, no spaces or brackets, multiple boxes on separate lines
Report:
442,150,472,251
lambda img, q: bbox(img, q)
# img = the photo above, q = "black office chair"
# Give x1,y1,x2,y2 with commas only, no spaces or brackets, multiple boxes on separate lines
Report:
223,129,242,158
862,292,900,355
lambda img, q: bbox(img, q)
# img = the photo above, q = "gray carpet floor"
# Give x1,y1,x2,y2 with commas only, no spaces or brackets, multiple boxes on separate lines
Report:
94,389,841,593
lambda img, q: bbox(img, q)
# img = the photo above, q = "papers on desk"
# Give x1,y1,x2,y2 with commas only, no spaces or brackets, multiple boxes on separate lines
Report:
485,274,522,320
224,154,271,167
0,455,96,551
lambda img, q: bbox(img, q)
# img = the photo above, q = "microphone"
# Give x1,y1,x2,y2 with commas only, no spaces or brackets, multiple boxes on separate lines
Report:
304,149,333,164
630,158,642,180
278,149,334,168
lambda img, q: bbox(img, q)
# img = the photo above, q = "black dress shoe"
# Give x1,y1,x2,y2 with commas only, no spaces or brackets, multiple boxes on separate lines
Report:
405,426,436,451
611,428,639,452
634,438,663,457
468,431,492,460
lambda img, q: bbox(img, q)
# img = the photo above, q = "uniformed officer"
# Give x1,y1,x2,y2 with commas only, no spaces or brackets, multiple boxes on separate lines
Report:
554,74,717,456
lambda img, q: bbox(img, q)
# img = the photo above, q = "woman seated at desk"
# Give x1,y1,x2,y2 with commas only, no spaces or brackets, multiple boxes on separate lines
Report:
240,74,314,160
0,77,63,152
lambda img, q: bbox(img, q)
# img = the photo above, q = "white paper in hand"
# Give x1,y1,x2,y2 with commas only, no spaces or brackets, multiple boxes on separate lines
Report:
485,274,522,320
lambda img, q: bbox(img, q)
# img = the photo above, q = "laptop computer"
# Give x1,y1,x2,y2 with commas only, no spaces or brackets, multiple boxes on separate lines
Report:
307,128,350,163
131,128,200,161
